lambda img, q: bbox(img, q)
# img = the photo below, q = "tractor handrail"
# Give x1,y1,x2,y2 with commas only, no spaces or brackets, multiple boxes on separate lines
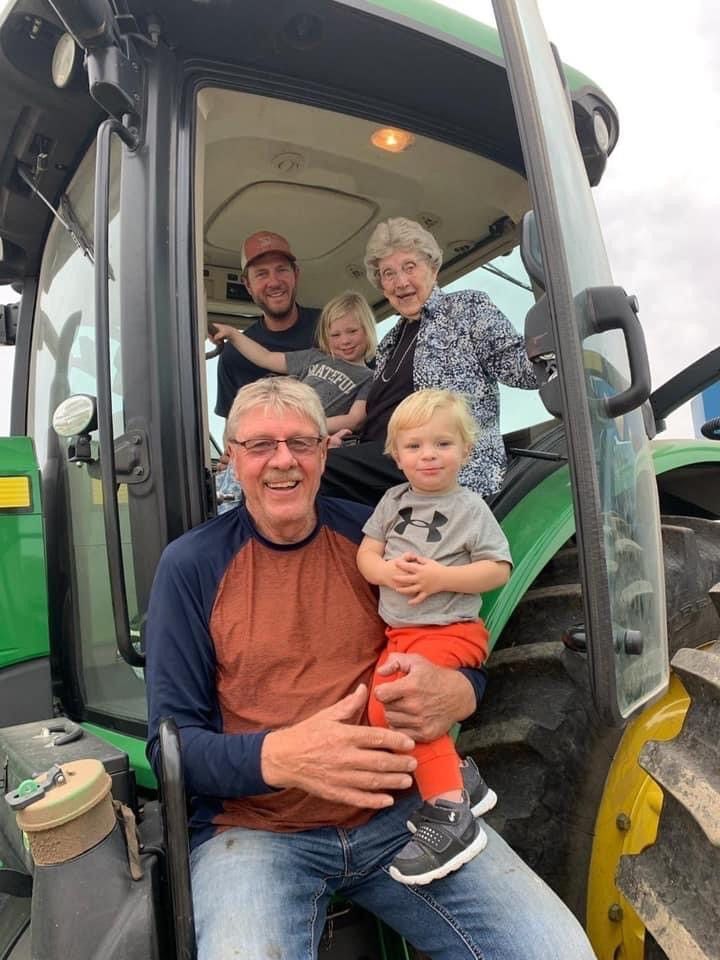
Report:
158,718,197,960
650,346,720,429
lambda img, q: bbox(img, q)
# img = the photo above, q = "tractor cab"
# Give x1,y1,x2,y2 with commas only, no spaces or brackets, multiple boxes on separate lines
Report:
2,1,719,958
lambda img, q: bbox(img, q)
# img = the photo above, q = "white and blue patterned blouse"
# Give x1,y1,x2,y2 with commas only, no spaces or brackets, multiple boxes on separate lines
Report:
374,285,538,496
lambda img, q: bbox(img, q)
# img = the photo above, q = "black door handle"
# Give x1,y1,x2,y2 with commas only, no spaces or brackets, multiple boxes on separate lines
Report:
579,286,652,419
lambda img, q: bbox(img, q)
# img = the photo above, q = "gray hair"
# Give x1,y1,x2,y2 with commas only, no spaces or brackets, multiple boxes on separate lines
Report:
227,377,328,441
364,217,443,289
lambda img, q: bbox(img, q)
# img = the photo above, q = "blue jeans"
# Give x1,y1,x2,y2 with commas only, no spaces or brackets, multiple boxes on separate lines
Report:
190,792,596,959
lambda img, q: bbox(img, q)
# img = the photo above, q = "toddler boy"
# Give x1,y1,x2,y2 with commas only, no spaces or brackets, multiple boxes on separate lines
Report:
357,388,511,885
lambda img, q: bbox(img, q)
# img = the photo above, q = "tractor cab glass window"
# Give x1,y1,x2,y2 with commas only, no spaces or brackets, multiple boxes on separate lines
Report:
27,140,146,728
502,0,668,719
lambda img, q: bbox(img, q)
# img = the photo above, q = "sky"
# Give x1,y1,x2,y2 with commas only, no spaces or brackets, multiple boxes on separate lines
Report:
1,0,718,436
448,0,719,437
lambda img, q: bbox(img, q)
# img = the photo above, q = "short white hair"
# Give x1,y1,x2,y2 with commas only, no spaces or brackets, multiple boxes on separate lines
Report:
227,377,328,440
364,217,443,289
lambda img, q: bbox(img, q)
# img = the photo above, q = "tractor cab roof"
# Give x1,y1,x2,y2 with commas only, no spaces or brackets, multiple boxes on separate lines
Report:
0,0,617,285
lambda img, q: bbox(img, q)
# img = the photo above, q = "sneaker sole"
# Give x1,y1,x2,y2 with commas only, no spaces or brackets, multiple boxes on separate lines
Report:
471,787,497,818
406,789,497,834
389,825,488,886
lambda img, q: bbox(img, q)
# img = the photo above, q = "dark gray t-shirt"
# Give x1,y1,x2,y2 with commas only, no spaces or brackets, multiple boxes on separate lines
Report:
363,483,512,627
285,348,372,417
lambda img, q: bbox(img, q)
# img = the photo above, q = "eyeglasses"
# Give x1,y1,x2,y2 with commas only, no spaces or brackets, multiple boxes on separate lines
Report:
379,257,427,289
228,436,325,457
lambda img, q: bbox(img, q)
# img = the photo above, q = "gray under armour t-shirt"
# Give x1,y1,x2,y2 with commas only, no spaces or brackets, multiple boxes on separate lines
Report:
285,349,372,417
362,483,512,628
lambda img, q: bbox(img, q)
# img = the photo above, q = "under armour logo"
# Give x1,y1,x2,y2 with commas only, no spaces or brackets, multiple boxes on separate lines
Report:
448,811,457,823
394,508,448,543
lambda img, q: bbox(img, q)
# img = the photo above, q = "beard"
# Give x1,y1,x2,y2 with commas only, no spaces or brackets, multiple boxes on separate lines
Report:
255,290,296,321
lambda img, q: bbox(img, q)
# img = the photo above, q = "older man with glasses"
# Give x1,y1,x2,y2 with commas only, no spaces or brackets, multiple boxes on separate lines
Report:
145,377,595,960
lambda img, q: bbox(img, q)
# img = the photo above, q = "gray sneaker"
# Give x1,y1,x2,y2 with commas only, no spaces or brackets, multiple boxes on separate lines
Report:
389,793,487,885
406,757,497,834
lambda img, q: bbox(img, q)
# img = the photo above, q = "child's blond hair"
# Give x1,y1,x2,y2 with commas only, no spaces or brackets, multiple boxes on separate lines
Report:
316,291,377,362
385,389,478,457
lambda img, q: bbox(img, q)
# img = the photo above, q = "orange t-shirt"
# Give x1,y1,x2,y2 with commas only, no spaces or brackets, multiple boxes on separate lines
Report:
208,510,385,833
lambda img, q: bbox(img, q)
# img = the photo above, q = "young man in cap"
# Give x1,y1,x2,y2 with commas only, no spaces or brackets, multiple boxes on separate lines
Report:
214,231,320,418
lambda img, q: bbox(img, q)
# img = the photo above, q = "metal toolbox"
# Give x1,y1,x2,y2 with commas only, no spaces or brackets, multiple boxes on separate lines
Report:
0,718,134,872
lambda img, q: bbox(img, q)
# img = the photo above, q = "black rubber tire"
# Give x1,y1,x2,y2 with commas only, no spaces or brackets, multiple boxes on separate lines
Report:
617,643,720,960
458,516,720,925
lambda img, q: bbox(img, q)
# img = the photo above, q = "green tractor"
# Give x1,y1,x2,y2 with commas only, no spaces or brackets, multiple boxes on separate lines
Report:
0,0,718,957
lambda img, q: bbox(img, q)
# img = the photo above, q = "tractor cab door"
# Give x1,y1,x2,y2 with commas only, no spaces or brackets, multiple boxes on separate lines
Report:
494,0,668,723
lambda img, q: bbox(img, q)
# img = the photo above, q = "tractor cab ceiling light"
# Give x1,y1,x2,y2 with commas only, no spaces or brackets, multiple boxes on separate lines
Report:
371,127,415,153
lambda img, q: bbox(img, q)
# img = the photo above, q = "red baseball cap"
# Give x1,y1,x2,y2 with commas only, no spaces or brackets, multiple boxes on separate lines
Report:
240,231,297,272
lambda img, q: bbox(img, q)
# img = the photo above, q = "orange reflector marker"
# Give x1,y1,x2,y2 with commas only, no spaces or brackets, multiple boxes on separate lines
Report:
0,475,32,509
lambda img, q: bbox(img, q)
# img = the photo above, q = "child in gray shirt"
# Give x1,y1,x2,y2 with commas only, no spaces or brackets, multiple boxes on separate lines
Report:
357,388,511,886
212,291,375,511
211,291,375,436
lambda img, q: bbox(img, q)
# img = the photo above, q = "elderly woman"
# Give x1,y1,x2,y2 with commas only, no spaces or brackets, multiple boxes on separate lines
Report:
321,216,537,504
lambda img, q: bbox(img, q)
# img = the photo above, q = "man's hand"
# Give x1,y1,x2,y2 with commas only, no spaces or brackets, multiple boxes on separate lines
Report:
328,429,352,448
392,555,447,605
374,654,476,741
261,684,417,809
209,322,237,345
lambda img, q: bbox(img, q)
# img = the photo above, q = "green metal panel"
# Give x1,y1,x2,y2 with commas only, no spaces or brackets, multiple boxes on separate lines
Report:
648,437,720,472
0,438,50,669
364,0,593,91
484,438,720,652
81,722,157,789
484,467,575,648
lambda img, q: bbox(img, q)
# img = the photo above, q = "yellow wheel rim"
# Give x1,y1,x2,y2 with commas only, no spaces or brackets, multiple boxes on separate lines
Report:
586,674,690,960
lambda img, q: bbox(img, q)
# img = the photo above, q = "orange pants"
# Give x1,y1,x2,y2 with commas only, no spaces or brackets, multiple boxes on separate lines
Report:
367,621,489,799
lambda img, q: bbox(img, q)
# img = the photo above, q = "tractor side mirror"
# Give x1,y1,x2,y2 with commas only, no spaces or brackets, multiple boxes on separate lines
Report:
52,394,98,464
